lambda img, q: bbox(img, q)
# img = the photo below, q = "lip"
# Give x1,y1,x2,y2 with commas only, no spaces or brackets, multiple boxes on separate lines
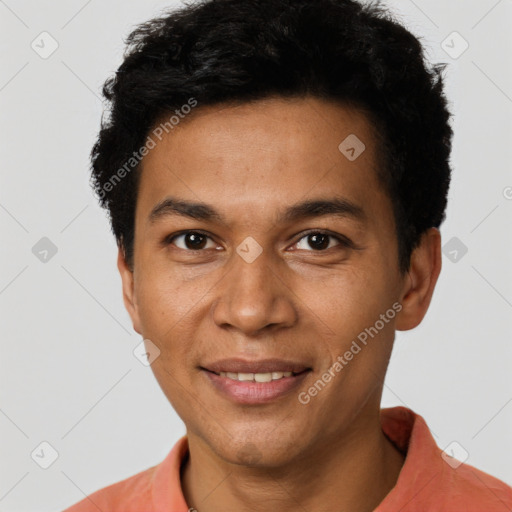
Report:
201,359,312,404
202,358,311,374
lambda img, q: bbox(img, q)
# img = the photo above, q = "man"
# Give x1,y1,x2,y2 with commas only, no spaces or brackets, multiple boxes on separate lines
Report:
64,0,512,510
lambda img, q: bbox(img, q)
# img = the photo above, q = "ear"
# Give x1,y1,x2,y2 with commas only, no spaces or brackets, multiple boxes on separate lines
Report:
395,227,442,331
117,245,142,335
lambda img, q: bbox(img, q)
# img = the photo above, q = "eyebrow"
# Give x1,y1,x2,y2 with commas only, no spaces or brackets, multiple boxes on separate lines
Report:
148,196,366,225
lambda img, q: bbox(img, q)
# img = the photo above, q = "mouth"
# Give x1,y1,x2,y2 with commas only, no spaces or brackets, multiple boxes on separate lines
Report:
200,358,312,404
203,369,309,382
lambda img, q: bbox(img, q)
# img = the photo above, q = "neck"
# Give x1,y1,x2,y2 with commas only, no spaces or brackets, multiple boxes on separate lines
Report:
180,408,405,512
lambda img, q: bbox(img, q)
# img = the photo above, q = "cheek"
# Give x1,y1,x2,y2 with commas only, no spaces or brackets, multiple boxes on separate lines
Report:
134,262,205,331
307,266,394,330
302,268,399,384
133,267,213,369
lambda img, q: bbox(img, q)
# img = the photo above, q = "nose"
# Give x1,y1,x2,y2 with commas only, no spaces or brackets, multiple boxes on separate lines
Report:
211,247,298,337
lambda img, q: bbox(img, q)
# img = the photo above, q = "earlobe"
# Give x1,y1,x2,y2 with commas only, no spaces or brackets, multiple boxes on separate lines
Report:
117,245,142,335
395,228,442,331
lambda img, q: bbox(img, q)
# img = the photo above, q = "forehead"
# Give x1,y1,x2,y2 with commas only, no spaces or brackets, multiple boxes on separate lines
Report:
136,97,392,229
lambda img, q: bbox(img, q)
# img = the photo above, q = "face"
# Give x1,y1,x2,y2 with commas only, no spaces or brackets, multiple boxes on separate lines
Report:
119,96,432,467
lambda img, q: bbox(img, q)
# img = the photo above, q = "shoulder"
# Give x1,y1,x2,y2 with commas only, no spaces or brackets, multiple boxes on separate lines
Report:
62,464,157,512
440,459,512,510
61,436,189,512
379,407,512,511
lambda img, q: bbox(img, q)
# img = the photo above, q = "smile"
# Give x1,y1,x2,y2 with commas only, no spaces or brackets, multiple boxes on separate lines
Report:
217,371,294,382
202,366,311,404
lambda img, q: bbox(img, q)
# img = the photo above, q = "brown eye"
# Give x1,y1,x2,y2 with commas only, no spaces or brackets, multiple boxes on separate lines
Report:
306,233,330,250
294,232,345,251
169,231,217,250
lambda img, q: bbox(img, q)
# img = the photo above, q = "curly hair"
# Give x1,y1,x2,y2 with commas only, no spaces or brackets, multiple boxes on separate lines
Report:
91,0,452,273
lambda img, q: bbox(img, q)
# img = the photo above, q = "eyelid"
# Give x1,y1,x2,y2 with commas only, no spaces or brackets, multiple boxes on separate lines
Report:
290,229,354,250
164,229,354,252
164,230,220,250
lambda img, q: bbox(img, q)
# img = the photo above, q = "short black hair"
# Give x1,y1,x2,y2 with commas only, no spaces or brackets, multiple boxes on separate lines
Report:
91,0,452,274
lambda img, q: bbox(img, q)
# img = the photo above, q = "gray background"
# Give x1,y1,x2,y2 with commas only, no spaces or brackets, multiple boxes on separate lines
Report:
1,0,511,510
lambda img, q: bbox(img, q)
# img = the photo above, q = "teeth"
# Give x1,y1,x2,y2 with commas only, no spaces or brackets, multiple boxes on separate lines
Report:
218,371,295,382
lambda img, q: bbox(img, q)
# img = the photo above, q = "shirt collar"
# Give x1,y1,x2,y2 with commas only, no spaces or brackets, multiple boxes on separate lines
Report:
151,406,441,511
376,406,444,510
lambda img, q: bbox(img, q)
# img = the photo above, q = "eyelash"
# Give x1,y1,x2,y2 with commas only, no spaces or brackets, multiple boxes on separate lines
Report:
164,229,354,252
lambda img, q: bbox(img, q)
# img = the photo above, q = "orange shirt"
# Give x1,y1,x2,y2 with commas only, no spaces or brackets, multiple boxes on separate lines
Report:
63,406,512,511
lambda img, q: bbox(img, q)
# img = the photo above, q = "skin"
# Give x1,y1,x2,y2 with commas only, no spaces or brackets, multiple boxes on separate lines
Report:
118,96,442,512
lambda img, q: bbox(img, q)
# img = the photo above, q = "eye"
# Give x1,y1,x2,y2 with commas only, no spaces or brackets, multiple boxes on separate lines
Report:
167,231,218,251
293,231,351,251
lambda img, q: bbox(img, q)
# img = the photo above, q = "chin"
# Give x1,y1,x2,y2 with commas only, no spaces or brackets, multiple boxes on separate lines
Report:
210,429,305,468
